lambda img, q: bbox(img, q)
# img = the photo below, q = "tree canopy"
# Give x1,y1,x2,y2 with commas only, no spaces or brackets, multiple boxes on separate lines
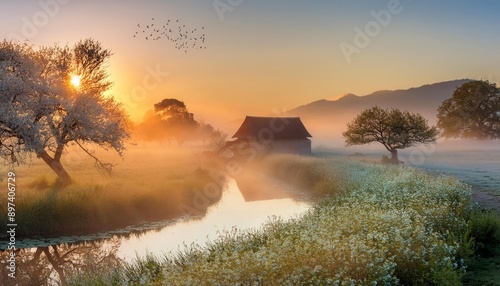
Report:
437,80,500,140
343,106,439,163
135,98,224,146
0,39,129,185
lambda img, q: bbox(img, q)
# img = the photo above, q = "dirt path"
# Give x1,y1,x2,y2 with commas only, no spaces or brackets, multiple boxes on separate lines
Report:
472,189,500,211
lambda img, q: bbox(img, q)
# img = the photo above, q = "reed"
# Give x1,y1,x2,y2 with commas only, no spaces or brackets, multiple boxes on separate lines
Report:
0,146,224,238
69,155,483,285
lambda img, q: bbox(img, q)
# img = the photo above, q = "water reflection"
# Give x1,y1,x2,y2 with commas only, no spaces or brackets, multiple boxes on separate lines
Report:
0,176,310,284
116,177,310,261
0,238,121,285
235,172,301,202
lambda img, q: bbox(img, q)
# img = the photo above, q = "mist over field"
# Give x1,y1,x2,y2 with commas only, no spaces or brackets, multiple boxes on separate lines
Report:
1,1,500,285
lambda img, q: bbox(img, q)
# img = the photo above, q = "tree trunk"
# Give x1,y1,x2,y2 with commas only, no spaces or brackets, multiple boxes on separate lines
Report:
42,246,66,285
390,149,399,164
39,150,72,186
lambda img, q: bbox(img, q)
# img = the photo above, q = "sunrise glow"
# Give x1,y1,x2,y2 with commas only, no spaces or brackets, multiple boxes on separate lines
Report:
71,75,81,88
1,2,499,285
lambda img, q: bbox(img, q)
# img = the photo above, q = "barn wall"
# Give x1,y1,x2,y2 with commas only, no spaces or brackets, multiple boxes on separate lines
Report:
269,139,311,155
232,139,311,157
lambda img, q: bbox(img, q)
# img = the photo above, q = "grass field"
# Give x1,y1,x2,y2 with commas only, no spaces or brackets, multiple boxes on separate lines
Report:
0,144,224,239
67,154,494,285
315,146,500,195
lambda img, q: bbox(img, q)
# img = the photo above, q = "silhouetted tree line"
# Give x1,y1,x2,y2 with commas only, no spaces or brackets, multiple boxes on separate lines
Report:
134,98,227,147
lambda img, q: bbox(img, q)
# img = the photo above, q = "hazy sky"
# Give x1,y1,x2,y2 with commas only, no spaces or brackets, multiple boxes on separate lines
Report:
1,0,499,124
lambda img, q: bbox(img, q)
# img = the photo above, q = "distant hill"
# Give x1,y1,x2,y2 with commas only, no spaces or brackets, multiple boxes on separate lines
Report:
288,79,472,146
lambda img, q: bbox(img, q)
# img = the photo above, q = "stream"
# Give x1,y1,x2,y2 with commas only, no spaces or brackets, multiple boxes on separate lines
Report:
0,175,311,284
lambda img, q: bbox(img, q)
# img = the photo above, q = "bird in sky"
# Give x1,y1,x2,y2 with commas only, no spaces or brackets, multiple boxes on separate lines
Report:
133,17,207,53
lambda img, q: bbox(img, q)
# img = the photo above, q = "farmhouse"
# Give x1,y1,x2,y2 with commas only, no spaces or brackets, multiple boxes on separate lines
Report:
227,116,312,156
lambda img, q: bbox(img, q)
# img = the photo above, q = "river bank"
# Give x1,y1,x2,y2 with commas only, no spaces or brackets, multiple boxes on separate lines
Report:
67,155,477,285
0,147,224,241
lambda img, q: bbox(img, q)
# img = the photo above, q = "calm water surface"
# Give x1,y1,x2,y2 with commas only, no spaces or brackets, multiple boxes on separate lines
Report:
0,176,310,284
117,177,310,261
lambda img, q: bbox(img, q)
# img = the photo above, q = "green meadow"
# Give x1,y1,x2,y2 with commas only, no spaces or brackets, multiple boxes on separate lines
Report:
67,155,500,285
0,146,224,238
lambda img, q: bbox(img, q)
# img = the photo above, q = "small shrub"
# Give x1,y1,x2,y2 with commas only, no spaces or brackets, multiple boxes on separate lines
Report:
381,155,400,164
381,155,392,164
469,210,500,256
456,229,475,266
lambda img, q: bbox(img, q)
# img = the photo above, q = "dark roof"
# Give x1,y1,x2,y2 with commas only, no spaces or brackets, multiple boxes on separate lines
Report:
232,116,312,139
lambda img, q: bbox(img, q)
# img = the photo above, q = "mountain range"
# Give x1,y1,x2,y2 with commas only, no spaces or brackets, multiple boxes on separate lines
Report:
287,79,472,145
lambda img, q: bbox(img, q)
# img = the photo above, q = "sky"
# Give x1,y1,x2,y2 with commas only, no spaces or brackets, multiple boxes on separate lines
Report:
1,0,499,125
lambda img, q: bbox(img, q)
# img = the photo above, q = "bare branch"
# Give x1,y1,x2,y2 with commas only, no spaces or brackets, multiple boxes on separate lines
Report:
74,140,114,176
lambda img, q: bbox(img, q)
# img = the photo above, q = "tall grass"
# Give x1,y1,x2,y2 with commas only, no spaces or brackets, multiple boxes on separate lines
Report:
0,146,224,238
462,209,500,285
69,154,475,285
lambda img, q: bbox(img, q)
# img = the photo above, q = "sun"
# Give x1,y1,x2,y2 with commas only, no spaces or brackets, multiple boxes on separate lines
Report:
70,75,81,88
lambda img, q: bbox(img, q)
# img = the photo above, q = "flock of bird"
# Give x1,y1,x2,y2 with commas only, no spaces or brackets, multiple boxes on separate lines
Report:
134,18,206,52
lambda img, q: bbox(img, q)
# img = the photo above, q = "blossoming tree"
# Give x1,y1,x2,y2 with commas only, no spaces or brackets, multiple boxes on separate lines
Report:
0,39,129,185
